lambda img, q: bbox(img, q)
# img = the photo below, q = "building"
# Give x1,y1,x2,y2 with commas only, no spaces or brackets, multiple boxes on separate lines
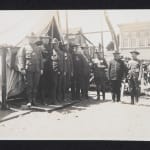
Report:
118,21,150,60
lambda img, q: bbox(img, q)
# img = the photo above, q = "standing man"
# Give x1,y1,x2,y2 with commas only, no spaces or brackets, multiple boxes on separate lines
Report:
92,52,108,100
81,44,91,99
127,50,142,104
51,38,64,103
108,50,127,102
38,35,52,105
18,35,44,106
71,43,84,100
62,40,73,101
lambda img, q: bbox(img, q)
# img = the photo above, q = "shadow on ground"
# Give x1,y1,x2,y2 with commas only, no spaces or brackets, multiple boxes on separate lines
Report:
56,96,111,114
0,106,16,122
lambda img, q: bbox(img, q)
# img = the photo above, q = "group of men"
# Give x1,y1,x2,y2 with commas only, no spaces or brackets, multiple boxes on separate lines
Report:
18,35,91,107
91,49,142,105
17,34,143,107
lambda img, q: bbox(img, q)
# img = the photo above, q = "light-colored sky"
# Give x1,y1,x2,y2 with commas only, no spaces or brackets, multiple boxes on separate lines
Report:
0,10,150,47
59,10,150,46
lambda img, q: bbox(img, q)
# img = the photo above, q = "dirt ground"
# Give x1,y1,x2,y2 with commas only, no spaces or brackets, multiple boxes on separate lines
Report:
0,91,150,140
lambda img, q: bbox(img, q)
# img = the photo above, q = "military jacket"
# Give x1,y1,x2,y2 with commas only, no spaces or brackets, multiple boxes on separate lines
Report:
18,43,43,72
128,59,142,79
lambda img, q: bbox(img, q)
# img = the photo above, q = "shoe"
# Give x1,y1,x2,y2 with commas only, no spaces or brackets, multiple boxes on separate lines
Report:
97,95,100,101
27,102,31,107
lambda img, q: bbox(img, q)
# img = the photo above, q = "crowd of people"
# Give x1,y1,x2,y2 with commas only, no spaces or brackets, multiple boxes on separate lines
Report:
17,34,143,107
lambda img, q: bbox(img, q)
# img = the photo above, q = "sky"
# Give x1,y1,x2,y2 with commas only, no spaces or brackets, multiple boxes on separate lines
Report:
0,10,150,75
0,10,150,47
59,10,150,46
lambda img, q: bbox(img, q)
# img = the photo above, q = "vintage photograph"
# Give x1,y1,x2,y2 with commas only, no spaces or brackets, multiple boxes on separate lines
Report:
0,10,150,140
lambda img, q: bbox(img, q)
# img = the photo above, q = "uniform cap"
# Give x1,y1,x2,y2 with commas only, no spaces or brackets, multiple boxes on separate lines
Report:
113,50,120,54
130,50,140,55
81,43,88,48
72,42,80,47
51,38,59,44
63,40,68,45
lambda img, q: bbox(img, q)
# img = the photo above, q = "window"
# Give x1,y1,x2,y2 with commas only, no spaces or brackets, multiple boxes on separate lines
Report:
131,39,136,48
148,38,150,46
122,39,128,48
131,32,136,38
139,38,145,47
122,32,129,38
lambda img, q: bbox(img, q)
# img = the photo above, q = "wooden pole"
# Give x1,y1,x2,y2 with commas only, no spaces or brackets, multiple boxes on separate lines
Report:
101,32,104,52
50,17,54,49
1,47,7,110
65,10,69,40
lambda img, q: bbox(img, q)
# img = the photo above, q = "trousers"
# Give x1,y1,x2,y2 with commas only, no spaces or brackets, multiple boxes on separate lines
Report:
95,77,106,100
128,77,140,104
110,80,121,102
26,71,41,103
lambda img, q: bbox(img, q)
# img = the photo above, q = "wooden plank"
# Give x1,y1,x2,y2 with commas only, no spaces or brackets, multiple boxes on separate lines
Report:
1,48,7,110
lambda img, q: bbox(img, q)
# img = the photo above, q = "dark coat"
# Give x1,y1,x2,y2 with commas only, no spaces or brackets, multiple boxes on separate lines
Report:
108,59,127,81
72,53,84,78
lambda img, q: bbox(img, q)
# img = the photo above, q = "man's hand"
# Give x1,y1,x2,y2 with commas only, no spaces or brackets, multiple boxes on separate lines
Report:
138,77,141,83
41,70,43,75
71,72,73,77
64,72,66,76
58,72,61,75
21,69,26,75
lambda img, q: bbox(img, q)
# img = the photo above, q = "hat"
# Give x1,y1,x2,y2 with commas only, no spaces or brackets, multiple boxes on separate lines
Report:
72,42,80,47
63,40,68,45
40,35,51,39
35,40,43,46
51,38,59,44
27,36,42,44
113,50,120,54
130,50,140,55
81,43,88,48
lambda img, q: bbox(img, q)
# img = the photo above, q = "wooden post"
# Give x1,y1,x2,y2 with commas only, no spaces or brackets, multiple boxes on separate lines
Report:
50,17,54,49
1,47,7,110
65,10,69,40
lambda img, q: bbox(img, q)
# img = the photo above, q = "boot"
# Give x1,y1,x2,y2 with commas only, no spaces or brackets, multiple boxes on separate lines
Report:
97,94,100,100
32,97,38,106
102,92,105,101
131,96,134,105
135,96,139,103
112,94,115,102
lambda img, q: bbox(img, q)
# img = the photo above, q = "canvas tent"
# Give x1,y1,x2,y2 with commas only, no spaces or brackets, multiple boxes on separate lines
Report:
0,10,64,100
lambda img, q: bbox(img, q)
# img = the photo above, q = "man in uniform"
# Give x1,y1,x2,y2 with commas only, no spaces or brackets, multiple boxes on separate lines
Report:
92,52,108,100
61,40,73,101
71,43,84,100
81,44,91,99
127,50,142,104
18,35,44,106
38,35,52,105
108,50,127,102
51,38,64,103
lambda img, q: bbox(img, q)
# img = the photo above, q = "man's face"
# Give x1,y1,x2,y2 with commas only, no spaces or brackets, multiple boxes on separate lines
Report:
99,53,103,59
28,37,37,44
113,54,120,60
131,53,138,59
42,38,49,45
37,44,45,51
64,44,69,50
53,43,59,49
94,53,98,58
73,46,77,53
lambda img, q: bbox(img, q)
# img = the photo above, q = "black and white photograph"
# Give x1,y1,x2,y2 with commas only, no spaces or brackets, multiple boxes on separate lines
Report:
0,10,150,140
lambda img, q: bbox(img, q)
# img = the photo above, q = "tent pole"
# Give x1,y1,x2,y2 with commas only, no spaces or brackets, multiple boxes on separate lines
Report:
50,18,54,49
1,47,7,110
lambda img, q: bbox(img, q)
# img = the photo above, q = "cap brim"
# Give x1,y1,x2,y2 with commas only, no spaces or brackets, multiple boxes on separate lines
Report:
130,52,139,55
